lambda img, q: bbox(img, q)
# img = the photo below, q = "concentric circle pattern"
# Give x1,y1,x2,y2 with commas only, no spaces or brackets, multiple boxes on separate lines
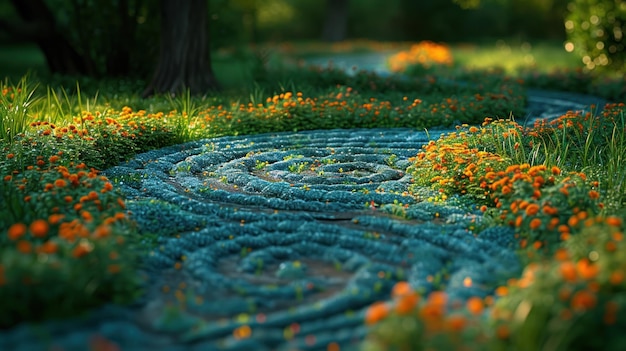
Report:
111,128,519,351
1,86,600,350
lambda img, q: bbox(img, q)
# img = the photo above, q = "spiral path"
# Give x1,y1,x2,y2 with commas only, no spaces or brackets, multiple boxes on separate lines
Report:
118,128,523,350
0,89,605,350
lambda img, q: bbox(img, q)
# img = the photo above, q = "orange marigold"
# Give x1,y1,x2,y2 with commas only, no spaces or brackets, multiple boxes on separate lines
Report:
72,241,93,258
525,203,540,216
576,258,599,280
529,218,542,230
560,261,578,282
466,296,484,315
17,240,32,254
606,217,623,227
609,271,624,285
8,223,27,240
29,219,49,238
365,302,390,325
446,314,467,331
571,289,597,311
392,281,414,298
37,240,58,254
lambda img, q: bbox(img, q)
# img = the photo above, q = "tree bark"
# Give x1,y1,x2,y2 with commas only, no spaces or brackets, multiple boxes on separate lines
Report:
6,0,93,75
142,0,219,97
322,0,349,42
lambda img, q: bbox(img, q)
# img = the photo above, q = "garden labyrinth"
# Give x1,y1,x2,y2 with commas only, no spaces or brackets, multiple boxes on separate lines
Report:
1,91,605,351
112,127,520,351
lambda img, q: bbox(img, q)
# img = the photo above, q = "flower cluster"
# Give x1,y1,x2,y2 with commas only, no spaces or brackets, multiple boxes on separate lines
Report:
491,217,626,351
363,282,489,351
387,41,454,73
369,103,626,350
0,149,141,327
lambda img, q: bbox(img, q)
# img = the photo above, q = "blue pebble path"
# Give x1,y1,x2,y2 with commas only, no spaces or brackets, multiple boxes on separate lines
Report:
0,57,608,351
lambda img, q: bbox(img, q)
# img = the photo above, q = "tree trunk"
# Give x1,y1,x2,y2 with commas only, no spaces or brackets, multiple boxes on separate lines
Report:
104,0,135,76
322,0,349,42
7,0,93,76
142,0,219,97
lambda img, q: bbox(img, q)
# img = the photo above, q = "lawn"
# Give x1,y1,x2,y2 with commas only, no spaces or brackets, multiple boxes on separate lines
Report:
1,40,625,350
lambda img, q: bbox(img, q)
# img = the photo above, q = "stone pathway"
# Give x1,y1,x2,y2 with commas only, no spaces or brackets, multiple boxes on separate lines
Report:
0,55,608,351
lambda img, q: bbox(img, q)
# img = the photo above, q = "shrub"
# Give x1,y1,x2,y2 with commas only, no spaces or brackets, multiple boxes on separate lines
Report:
565,0,626,72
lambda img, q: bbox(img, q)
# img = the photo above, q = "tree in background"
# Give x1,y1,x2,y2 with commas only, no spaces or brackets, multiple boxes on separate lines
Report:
143,0,219,96
0,0,156,77
0,0,92,75
1,0,219,96
322,0,349,42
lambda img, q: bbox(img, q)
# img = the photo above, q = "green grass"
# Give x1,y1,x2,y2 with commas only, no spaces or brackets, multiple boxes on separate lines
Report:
450,39,582,75
0,39,625,350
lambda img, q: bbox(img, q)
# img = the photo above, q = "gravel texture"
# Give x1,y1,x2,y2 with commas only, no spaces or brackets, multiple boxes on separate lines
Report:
0,61,607,351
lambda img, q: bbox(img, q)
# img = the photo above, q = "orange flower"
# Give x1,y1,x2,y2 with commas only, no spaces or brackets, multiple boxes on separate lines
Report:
576,259,599,280
37,240,58,254
558,287,572,301
554,248,569,261
495,286,508,296
72,240,93,258
542,206,558,215
609,271,624,285
525,203,540,216
551,166,561,175
81,211,93,222
496,325,510,339
17,240,32,254
420,302,445,321
392,281,414,298
428,291,448,306
7,223,27,240
529,218,542,230
466,296,484,315
571,289,596,311
588,190,600,199
560,261,578,282
54,179,67,188
446,314,467,331
49,155,60,163
606,217,623,227
365,302,389,325
606,241,617,252
29,219,49,238
48,214,65,225
395,293,419,315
